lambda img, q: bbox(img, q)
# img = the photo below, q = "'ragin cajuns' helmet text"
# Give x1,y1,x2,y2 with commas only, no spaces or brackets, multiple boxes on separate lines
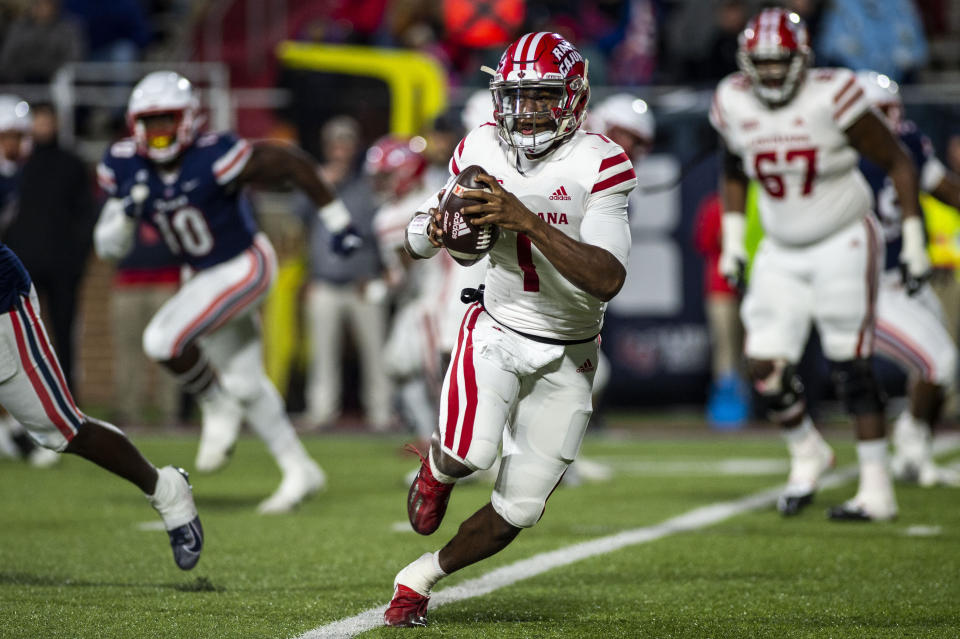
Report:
127,71,200,164
737,8,812,107
484,32,589,155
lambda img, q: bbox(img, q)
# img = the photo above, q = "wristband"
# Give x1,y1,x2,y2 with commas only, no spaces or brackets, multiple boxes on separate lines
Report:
405,213,441,259
318,199,351,233
721,212,746,256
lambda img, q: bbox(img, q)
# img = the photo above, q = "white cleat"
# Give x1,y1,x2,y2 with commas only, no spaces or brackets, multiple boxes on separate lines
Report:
195,387,244,473
890,410,932,484
257,461,326,514
27,446,60,468
779,438,835,516
827,494,898,522
918,462,960,488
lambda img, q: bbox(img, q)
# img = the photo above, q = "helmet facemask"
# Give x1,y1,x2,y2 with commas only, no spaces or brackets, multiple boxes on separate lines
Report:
737,49,808,107
492,78,587,155
132,110,194,164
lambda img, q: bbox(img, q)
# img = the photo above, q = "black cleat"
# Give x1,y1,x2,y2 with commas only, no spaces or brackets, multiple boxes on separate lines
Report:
826,503,879,522
778,492,814,516
168,516,204,570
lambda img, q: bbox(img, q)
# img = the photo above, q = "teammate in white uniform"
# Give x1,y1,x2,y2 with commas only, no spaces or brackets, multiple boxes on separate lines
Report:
857,71,960,487
711,9,929,521
369,135,455,443
384,32,636,626
94,71,361,514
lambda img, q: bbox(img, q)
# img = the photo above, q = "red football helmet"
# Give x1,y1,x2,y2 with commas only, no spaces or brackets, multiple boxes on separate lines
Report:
364,135,428,199
485,32,590,155
736,9,812,106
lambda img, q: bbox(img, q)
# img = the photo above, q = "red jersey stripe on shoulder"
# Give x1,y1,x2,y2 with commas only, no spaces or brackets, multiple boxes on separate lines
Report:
834,87,864,121
480,121,496,128
599,152,631,173
586,132,611,143
591,167,637,194
833,75,857,104
711,92,726,129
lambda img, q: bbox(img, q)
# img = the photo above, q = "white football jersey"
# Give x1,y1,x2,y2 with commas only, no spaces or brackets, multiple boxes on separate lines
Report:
440,123,636,341
710,68,874,246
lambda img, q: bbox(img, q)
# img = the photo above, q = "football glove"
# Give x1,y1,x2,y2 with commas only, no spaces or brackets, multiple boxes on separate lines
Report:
331,225,363,256
900,216,931,296
718,212,747,292
120,181,150,219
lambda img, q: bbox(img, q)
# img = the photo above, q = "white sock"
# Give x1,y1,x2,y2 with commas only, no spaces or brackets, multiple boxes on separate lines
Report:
856,439,893,497
396,552,447,596
146,466,195,529
782,415,813,445
428,448,457,485
857,438,888,465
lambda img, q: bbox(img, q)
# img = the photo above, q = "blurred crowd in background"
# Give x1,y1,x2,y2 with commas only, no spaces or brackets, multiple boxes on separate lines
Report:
0,0,959,435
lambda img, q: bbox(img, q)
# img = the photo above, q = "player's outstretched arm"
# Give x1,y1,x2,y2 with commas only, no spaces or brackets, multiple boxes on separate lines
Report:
848,110,929,292
236,140,335,206
462,174,625,301
847,110,921,220
931,170,960,210
236,140,360,253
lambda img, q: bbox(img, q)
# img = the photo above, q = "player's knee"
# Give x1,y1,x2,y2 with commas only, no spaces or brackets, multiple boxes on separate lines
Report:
747,358,805,423
491,494,545,529
930,344,958,387
141,323,174,362
830,358,885,416
27,426,70,452
461,439,500,472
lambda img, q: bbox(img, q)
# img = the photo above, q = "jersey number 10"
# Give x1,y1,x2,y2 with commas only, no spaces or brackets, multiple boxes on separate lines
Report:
152,207,215,256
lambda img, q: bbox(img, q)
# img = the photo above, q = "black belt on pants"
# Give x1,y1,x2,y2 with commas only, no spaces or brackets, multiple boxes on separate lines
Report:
460,285,598,346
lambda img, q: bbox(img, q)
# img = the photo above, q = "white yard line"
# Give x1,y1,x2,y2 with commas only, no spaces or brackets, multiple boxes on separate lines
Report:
294,436,960,639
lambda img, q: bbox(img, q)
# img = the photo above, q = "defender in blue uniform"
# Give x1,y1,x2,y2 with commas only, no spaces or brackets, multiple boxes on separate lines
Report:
858,71,960,487
95,71,360,513
0,241,203,570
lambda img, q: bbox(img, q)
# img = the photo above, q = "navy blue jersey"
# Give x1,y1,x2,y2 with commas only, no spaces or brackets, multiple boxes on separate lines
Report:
0,242,31,314
859,121,938,271
97,132,258,270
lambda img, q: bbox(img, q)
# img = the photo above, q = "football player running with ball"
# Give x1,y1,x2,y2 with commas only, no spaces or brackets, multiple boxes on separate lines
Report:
384,32,636,626
710,9,929,521
94,71,361,514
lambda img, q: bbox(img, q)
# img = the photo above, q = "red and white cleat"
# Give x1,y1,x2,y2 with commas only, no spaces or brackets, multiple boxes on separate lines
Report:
405,445,454,535
384,584,429,627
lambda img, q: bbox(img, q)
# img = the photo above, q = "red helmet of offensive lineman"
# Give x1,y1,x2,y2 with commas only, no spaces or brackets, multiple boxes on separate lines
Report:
364,135,428,199
484,31,590,155
736,8,812,106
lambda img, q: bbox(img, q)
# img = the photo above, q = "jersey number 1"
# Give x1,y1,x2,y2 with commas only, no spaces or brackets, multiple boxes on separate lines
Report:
754,148,817,199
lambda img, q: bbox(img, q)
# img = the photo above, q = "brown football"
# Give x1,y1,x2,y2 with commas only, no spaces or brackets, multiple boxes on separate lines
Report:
438,164,499,265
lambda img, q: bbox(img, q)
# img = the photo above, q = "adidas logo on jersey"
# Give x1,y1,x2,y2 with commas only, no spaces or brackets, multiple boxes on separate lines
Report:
576,358,595,373
549,186,572,200
451,212,472,239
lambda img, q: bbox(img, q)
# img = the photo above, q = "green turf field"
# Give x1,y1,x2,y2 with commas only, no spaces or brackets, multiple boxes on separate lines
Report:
1,424,958,638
